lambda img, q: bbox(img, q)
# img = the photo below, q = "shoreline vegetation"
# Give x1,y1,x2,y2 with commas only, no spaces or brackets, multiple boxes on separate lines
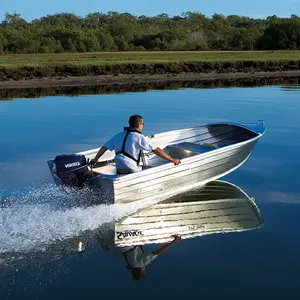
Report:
1,12,300,90
1,12,300,54
0,51,300,89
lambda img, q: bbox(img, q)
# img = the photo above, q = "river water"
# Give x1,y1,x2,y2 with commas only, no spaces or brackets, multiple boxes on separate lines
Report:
0,83,299,300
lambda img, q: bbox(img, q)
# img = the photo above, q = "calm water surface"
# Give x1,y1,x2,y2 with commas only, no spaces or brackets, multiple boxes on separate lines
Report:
0,85,299,299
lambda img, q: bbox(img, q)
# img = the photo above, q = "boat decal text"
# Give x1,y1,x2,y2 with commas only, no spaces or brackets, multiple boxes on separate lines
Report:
116,230,143,240
65,162,81,168
188,224,205,230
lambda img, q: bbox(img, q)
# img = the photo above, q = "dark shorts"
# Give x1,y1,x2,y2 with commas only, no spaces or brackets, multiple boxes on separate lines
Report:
117,169,133,175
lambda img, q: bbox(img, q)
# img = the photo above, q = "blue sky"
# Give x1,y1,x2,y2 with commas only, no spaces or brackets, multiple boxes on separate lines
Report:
0,0,299,21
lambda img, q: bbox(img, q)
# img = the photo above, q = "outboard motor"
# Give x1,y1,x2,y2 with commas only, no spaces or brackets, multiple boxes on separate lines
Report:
52,154,89,187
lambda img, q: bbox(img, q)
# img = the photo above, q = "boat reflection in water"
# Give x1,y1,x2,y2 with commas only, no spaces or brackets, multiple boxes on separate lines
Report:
0,180,263,282
94,180,264,280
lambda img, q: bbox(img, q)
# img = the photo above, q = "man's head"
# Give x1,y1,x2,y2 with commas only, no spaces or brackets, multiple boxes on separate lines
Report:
129,115,144,131
131,267,146,281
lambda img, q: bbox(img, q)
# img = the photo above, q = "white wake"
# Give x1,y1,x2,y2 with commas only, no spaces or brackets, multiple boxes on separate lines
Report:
0,184,161,254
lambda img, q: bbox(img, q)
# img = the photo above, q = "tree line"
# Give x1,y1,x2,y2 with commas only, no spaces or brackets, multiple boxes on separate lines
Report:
1,12,300,54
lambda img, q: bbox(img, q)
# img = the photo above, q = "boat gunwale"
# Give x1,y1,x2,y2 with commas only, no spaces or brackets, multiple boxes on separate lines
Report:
77,121,266,159
102,130,263,182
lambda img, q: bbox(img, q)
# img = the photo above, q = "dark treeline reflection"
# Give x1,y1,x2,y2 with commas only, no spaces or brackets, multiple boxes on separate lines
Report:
1,76,299,100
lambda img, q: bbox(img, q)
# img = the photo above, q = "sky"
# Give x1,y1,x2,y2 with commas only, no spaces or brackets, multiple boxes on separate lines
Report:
0,0,300,21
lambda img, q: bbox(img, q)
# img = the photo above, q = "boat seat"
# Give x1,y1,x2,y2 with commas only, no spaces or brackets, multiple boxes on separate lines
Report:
168,142,217,154
91,165,117,175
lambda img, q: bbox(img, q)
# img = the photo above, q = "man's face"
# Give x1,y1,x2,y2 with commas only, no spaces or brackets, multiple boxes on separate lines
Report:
138,119,144,131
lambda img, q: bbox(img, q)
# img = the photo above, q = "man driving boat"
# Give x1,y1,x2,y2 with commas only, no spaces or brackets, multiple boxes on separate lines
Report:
91,115,181,174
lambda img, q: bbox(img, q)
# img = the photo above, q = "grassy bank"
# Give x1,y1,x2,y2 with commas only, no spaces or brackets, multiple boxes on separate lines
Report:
2,51,300,66
0,51,300,81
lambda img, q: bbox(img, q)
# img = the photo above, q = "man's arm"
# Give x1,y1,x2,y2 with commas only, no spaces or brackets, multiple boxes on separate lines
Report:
152,235,181,256
91,146,108,165
97,236,110,251
152,147,181,165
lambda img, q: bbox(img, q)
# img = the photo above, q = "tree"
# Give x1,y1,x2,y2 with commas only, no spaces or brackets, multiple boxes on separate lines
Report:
2,12,27,29
261,18,300,49
0,32,4,54
0,11,299,53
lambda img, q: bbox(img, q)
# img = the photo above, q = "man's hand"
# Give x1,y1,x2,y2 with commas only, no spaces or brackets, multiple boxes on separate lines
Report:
172,235,181,243
153,234,182,255
172,158,181,165
102,243,110,252
90,147,108,166
153,147,181,166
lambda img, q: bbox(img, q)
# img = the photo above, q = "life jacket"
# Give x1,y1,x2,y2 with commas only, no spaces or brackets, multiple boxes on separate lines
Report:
116,127,142,166
123,246,145,270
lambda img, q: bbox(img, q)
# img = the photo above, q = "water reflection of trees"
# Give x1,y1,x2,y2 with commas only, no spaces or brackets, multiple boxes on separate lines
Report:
1,76,300,100
281,85,300,92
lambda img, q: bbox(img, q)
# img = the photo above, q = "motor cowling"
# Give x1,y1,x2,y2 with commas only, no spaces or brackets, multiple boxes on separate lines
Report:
53,154,89,187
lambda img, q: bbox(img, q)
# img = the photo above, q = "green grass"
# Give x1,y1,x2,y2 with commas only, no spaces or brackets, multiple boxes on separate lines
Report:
1,51,300,68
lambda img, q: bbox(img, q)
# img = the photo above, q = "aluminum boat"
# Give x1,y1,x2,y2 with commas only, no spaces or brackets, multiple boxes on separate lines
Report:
48,121,266,204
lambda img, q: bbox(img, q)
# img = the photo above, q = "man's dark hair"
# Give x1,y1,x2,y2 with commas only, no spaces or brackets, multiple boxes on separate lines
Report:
129,115,143,128
131,267,146,281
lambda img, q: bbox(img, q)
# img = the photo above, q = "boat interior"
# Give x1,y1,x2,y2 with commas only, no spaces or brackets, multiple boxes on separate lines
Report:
90,142,216,176
88,124,258,177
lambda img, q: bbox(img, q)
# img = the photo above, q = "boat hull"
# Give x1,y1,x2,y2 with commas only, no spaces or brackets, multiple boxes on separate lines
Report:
91,138,258,204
